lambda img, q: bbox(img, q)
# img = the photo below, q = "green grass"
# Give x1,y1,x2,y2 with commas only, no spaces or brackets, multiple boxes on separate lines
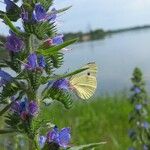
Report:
0,94,133,149
41,94,133,150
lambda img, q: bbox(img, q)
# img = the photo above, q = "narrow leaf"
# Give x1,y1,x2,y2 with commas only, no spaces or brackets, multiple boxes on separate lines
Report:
3,15,25,37
0,102,13,116
29,34,42,52
48,6,72,16
0,129,16,134
50,68,88,81
37,38,78,56
55,6,72,14
68,142,107,150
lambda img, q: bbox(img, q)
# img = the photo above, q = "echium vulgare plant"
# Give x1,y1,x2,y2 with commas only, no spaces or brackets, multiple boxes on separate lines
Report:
128,67,150,150
0,0,106,150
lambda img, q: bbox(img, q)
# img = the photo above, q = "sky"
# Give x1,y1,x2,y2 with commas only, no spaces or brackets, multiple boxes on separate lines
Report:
1,0,150,34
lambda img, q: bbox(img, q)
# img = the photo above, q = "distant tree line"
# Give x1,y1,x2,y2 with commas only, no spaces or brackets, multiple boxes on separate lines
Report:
64,25,150,42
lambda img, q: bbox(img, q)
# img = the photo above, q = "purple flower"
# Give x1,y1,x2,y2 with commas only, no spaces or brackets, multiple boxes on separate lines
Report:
33,3,47,22
57,128,71,148
5,33,23,52
0,70,13,81
11,98,38,120
141,122,150,129
25,53,38,70
128,129,136,138
11,101,20,113
143,145,149,150
28,101,39,116
52,79,69,90
25,53,46,70
47,126,71,148
48,8,57,21
134,87,141,94
128,147,136,150
47,126,59,143
0,70,13,86
52,35,64,45
21,10,29,22
33,4,57,22
38,55,46,68
39,136,46,148
135,104,142,111
4,0,16,11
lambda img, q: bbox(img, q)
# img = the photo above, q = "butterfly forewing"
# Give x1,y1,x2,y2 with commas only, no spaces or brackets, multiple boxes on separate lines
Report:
82,62,97,76
69,62,97,100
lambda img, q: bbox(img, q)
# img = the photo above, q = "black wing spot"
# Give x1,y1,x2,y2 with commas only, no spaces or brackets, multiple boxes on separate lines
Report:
87,72,90,76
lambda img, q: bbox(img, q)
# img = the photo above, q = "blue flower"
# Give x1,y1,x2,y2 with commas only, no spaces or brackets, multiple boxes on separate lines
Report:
48,8,57,21
143,145,149,150
25,53,38,70
4,0,16,11
128,129,136,139
134,87,141,94
25,53,46,70
47,126,59,142
57,128,71,148
0,70,13,86
128,147,136,150
39,136,46,148
135,104,142,111
38,55,46,68
21,10,29,22
11,98,38,120
5,32,24,52
47,126,71,148
52,79,69,90
28,101,39,116
141,122,150,129
52,34,64,45
33,3,47,22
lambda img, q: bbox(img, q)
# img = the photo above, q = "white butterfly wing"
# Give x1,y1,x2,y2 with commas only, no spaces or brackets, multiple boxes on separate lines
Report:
69,62,97,100
82,62,97,76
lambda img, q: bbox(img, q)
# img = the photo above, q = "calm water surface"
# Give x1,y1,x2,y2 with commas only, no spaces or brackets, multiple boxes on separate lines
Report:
59,29,150,95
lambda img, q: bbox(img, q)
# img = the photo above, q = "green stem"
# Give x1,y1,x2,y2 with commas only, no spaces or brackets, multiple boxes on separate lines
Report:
28,138,40,150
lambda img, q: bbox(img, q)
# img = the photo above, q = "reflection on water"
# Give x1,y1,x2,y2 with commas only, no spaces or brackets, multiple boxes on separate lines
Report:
59,29,150,95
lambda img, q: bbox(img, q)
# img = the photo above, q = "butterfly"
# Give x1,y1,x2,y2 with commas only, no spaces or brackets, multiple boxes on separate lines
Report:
43,62,97,102
69,62,97,100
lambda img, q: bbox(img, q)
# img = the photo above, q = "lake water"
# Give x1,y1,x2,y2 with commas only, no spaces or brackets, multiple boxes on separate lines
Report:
59,29,150,95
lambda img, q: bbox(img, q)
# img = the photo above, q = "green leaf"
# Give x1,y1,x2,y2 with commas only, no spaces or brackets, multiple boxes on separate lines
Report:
0,129,16,134
24,21,56,39
68,142,107,150
0,90,24,116
3,15,25,37
42,88,73,109
57,6,72,13
0,103,13,116
0,10,5,19
37,38,78,56
5,1,21,21
38,0,53,11
50,68,88,81
50,6,72,14
29,34,42,52
0,62,8,68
